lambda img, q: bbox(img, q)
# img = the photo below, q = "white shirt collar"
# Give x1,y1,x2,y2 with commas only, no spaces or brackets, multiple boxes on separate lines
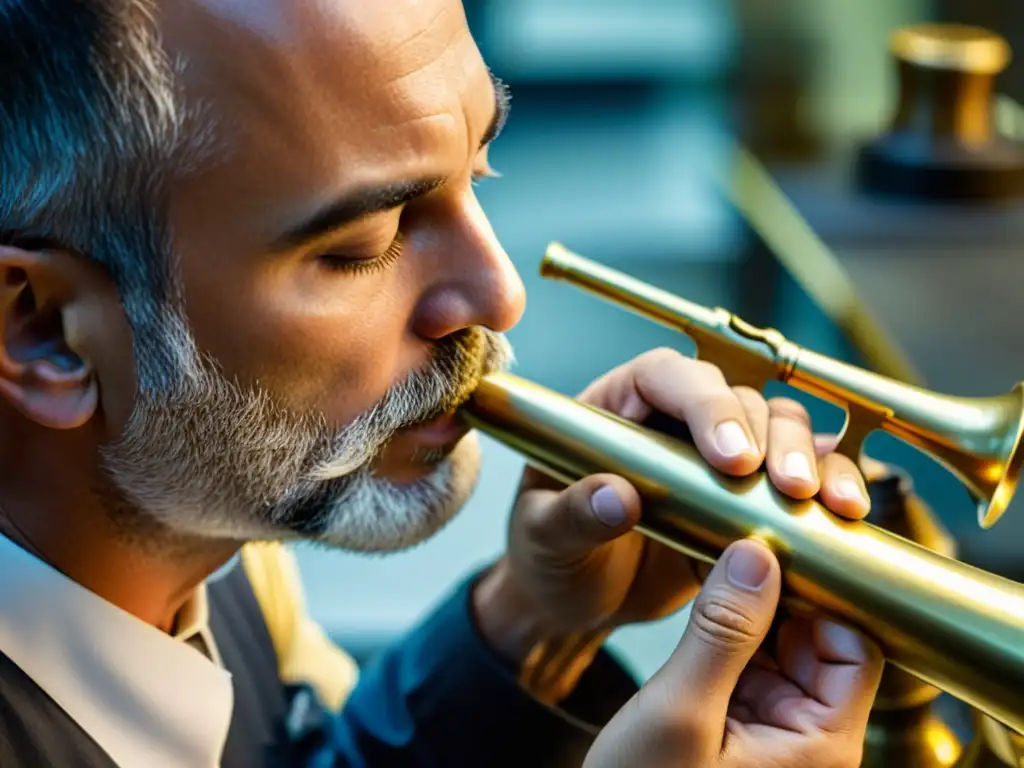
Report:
0,532,235,768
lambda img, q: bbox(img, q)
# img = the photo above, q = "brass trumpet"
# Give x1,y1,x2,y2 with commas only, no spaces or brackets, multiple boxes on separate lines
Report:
540,243,1024,532
459,243,1024,736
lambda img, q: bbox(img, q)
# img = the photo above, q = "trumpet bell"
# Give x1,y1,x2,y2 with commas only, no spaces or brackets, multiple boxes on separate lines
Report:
541,242,1024,530
962,385,1024,529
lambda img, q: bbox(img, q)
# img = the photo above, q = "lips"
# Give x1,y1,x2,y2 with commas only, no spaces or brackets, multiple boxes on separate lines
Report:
398,410,469,447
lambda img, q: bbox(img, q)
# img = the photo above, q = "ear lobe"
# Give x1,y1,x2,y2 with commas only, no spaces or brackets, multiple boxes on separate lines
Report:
0,248,100,430
0,375,98,430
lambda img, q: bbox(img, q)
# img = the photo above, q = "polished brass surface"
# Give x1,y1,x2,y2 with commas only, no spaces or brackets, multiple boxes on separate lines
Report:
860,469,962,767
540,243,1024,530
458,245,1024,736
460,372,1024,734
725,138,965,765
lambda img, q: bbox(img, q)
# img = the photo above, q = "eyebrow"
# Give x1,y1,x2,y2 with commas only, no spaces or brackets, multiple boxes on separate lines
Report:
271,72,512,252
481,71,511,149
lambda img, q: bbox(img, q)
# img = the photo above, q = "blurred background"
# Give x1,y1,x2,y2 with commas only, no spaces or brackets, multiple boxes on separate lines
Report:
294,0,1024,688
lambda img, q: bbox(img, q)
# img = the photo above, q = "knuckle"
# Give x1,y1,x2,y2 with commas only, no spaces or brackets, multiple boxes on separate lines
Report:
640,347,721,381
517,498,552,540
824,452,858,474
566,489,599,537
540,486,594,539
732,385,765,404
768,396,811,427
693,358,727,382
691,585,761,648
637,346,684,374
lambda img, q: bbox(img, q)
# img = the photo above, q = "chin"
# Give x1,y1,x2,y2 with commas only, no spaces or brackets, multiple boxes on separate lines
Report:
310,431,484,553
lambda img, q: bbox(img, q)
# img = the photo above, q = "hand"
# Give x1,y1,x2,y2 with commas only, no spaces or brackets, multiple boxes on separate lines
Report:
582,539,883,768
473,348,874,699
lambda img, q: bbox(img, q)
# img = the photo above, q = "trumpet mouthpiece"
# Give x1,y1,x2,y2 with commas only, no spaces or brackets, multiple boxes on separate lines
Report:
540,242,575,279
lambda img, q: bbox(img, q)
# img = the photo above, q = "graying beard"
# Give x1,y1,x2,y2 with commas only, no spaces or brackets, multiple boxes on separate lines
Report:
98,299,512,546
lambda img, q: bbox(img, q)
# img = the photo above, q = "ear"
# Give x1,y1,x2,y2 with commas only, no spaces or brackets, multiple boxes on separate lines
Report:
0,244,101,429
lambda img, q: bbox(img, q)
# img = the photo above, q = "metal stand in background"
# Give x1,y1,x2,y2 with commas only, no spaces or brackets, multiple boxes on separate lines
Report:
859,466,962,768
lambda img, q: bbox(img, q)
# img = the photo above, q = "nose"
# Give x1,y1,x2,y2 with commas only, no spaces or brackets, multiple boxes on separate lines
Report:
412,189,526,340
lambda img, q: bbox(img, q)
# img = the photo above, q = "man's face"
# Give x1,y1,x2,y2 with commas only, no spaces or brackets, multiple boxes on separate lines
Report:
99,0,525,551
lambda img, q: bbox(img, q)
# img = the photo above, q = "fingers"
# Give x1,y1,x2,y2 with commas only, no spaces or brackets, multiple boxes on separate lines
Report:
734,385,769,454
573,349,873,521
813,433,840,456
775,617,883,736
732,665,811,730
657,539,782,731
768,403,870,518
628,350,763,475
514,474,642,564
817,452,871,520
764,398,820,500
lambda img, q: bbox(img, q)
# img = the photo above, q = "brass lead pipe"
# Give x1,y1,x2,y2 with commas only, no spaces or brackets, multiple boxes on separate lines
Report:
460,372,1024,735
540,243,1024,530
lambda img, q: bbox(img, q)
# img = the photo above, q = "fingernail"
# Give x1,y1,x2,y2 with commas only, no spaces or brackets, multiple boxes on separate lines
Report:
836,476,867,504
727,542,771,590
715,421,754,457
782,452,816,483
819,620,870,663
591,486,626,527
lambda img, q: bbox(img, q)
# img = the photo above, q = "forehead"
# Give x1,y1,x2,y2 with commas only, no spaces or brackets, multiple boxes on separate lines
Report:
159,0,491,240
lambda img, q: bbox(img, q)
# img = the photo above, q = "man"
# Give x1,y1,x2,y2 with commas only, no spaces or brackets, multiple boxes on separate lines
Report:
0,1,883,766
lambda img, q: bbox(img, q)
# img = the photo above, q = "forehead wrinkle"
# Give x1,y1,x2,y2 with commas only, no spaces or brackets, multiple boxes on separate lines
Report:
378,3,453,65
367,31,488,154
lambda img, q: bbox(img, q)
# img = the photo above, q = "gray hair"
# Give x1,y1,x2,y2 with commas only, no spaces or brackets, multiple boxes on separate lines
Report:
0,0,212,390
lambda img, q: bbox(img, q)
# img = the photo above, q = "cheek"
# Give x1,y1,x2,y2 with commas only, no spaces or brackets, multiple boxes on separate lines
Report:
182,260,422,426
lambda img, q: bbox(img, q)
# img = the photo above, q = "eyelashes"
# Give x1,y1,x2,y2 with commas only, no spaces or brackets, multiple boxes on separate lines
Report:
317,170,499,275
318,232,404,275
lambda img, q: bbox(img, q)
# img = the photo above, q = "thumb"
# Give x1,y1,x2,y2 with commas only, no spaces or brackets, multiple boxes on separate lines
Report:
514,474,642,563
660,539,781,726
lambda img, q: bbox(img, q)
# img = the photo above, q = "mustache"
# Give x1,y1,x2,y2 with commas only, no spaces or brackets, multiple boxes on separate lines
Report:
306,327,513,481
396,326,513,430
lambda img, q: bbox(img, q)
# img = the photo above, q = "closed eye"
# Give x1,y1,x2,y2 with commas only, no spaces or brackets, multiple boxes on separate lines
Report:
318,233,404,274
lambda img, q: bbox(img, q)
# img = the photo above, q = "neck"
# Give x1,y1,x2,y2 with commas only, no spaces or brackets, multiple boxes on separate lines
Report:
0,428,239,633
0,516,237,633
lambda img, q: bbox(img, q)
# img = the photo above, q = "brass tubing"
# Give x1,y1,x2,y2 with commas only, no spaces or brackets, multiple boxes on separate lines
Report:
540,243,1024,530
460,373,1024,735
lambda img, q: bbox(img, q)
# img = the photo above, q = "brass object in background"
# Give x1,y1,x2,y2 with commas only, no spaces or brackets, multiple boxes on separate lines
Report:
540,243,1024,530
956,712,1024,766
891,24,1010,79
856,23,1024,200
